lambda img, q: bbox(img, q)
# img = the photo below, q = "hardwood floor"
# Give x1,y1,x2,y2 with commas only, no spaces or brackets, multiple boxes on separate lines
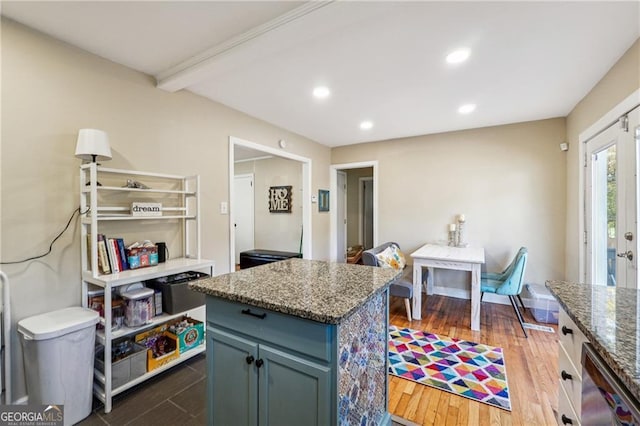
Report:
388,294,559,426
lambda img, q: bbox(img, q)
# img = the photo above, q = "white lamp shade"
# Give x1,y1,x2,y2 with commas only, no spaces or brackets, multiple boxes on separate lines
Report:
75,128,112,161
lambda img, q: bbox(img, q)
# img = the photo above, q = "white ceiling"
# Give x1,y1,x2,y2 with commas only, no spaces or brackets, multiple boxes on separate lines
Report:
3,1,639,147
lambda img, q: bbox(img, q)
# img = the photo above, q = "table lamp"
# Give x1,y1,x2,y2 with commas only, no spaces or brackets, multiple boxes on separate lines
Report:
75,128,111,163
75,128,111,186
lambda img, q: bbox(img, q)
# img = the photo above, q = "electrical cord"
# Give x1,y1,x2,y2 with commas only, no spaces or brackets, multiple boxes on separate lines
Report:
0,206,89,265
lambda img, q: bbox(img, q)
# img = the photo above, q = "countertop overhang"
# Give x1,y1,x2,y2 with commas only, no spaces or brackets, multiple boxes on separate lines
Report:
546,280,640,402
190,258,400,324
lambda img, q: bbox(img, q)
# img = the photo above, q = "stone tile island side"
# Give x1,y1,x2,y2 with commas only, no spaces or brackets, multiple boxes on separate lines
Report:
190,258,401,426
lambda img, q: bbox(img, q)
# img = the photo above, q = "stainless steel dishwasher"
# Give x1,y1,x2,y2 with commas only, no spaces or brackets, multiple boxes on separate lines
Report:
582,343,640,425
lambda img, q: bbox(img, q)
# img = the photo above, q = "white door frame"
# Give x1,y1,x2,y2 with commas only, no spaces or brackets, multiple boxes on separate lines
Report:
233,173,255,265
330,161,378,262
358,176,373,247
229,136,312,272
579,89,640,281
336,171,347,262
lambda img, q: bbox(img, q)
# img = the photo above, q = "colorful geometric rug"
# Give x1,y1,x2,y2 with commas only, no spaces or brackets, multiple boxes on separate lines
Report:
388,326,511,410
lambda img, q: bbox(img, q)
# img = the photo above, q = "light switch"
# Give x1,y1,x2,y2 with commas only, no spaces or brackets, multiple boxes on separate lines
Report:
220,202,228,214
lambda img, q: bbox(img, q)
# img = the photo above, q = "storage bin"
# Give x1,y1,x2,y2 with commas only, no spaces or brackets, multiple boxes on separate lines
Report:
134,322,168,344
145,271,208,314
166,316,204,353
122,287,154,327
526,283,559,324
95,340,147,389
136,331,179,371
127,245,158,269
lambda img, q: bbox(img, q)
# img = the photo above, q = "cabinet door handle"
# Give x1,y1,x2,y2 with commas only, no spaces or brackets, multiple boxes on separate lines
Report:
561,414,573,425
241,309,267,319
246,355,255,365
561,326,573,335
255,359,264,368
561,370,573,381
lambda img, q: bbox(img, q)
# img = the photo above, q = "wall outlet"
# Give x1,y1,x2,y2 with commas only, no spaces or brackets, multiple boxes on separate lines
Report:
220,202,228,214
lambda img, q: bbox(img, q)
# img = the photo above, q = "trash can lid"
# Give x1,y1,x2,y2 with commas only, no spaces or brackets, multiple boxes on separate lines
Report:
18,307,99,341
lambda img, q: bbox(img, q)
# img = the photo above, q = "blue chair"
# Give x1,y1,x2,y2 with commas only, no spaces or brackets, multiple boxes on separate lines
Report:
482,247,527,309
481,247,529,337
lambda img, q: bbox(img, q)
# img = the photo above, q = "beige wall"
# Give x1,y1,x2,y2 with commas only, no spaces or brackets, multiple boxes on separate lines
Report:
1,19,330,399
332,118,567,288
346,167,373,248
565,39,640,281
235,157,304,253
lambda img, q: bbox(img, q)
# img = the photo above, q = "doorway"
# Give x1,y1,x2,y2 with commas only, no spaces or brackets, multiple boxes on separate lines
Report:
330,161,378,262
229,136,312,273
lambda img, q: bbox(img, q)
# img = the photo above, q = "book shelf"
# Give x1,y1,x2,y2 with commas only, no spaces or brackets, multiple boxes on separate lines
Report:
79,164,214,413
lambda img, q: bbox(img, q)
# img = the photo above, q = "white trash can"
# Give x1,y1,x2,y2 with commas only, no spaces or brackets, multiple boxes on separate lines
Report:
18,307,99,426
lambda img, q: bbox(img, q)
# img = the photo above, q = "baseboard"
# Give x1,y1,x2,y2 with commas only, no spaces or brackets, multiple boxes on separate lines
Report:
430,286,536,307
10,395,28,405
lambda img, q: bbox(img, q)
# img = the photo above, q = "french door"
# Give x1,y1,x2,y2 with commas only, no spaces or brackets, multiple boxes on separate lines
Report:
585,106,640,288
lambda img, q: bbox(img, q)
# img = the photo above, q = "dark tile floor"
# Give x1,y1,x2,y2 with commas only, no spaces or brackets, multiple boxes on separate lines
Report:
79,354,207,426
79,353,414,426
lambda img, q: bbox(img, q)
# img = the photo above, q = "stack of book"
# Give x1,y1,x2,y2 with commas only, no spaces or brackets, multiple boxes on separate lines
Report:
95,235,129,275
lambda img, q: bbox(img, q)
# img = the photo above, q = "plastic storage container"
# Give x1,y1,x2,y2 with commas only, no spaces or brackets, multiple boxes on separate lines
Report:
87,288,125,330
18,307,99,426
122,287,154,327
525,283,559,324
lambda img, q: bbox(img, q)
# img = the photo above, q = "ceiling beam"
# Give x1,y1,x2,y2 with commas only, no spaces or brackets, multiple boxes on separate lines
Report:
155,1,334,92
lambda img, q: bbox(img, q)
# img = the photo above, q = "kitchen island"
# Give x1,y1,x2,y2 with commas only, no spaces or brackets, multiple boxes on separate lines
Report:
546,280,640,401
190,258,400,426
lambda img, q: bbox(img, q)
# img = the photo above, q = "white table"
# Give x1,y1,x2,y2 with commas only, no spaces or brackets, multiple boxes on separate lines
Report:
410,243,485,330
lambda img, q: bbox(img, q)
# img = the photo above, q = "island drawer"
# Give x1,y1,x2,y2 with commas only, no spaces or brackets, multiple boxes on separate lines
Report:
206,297,333,362
558,382,581,426
558,343,582,419
558,308,588,370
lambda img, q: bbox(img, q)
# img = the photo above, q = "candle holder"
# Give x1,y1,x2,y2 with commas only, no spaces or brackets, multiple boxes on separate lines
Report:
448,230,456,246
456,220,465,247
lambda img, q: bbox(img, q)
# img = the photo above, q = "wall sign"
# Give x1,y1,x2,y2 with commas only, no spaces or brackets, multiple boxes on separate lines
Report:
131,202,162,217
268,186,292,213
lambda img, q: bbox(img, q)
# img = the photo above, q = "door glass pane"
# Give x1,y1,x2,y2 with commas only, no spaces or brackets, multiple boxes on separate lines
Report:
593,145,617,286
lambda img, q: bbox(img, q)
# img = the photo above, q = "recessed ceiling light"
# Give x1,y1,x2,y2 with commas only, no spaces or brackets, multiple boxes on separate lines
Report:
458,104,476,114
313,86,331,99
446,48,471,64
360,121,373,130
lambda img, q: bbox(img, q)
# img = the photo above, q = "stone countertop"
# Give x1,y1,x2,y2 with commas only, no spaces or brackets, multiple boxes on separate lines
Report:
546,280,640,401
190,258,400,324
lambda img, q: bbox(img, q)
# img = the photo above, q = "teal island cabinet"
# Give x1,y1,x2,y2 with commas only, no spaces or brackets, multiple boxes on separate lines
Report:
190,258,400,426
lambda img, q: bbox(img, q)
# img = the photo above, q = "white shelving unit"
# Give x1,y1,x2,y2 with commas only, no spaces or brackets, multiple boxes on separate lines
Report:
79,164,214,413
